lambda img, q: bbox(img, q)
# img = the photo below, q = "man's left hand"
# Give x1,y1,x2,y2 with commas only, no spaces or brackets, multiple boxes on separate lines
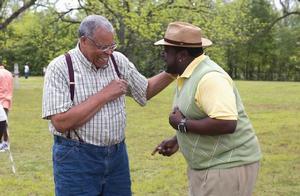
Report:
169,106,185,130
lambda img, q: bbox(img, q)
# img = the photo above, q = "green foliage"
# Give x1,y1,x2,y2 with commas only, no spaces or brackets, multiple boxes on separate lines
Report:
1,10,78,75
270,15,300,81
0,0,299,80
0,78,300,195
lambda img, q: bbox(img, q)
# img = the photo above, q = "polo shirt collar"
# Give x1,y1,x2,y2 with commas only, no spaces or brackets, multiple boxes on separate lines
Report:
180,54,206,78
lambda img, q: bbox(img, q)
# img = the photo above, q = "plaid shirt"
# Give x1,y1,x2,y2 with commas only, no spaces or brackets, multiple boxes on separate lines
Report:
42,46,148,146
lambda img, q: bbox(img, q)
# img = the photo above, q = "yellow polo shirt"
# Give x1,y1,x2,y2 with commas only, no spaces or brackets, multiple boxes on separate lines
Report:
177,55,237,120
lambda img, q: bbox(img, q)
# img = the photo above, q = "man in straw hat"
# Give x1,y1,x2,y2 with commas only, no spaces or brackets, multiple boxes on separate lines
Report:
152,22,262,196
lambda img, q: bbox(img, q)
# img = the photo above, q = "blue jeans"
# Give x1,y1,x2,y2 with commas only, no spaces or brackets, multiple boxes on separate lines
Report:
53,136,131,196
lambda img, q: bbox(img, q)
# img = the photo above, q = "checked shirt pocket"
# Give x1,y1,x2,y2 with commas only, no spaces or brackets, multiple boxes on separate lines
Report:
53,144,77,163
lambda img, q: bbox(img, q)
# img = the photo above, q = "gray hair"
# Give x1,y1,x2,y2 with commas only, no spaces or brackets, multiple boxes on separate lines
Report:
78,15,114,38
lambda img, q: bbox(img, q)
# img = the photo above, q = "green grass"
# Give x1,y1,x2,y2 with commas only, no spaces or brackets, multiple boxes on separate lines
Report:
0,77,299,196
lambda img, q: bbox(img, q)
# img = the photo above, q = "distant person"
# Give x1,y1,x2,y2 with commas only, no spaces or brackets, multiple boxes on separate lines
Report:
13,63,19,78
42,15,174,195
0,63,13,152
152,22,262,196
42,66,47,76
13,63,20,89
24,63,30,79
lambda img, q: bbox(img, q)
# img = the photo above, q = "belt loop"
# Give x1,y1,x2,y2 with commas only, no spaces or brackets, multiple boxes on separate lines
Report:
116,142,120,151
117,139,124,151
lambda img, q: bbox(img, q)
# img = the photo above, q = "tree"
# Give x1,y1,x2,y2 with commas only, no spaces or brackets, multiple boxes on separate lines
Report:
2,10,78,75
0,0,37,30
1,0,299,80
65,0,214,76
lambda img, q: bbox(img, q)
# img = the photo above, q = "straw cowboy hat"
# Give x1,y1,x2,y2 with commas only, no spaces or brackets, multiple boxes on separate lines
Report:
154,22,212,47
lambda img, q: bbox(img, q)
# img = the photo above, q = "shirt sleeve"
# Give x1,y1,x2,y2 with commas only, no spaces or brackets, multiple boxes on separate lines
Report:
195,72,238,120
42,57,73,119
0,71,13,110
113,52,148,106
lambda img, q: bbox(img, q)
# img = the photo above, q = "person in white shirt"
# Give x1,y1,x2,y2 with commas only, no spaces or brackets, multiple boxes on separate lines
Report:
24,64,30,79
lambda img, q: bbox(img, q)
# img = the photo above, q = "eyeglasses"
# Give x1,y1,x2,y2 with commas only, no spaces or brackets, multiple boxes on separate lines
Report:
86,36,117,52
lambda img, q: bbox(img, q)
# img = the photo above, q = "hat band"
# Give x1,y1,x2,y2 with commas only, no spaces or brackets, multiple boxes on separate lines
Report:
164,38,202,46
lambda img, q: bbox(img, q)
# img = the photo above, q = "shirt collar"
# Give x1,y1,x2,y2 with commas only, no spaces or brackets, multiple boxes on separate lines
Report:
179,54,206,79
74,43,96,70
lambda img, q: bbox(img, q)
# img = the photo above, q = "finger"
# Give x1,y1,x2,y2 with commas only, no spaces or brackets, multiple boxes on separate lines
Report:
174,107,180,113
172,106,178,113
120,82,128,90
118,82,126,90
169,111,174,116
151,150,157,156
151,146,162,155
120,79,128,85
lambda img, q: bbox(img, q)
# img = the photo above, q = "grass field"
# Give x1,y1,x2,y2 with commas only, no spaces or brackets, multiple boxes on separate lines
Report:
0,77,299,196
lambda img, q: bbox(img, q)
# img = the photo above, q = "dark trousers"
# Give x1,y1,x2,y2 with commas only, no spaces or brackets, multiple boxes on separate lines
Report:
0,108,8,142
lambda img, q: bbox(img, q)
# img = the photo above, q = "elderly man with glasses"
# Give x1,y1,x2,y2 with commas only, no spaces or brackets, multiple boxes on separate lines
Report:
42,15,175,196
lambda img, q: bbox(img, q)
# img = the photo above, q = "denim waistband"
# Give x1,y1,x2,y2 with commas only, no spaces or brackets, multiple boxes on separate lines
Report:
54,135,125,151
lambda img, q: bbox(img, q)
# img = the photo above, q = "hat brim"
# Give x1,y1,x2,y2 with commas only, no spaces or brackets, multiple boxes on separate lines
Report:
154,38,212,47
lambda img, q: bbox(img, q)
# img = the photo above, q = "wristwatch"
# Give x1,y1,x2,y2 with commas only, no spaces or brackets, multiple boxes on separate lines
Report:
177,118,187,133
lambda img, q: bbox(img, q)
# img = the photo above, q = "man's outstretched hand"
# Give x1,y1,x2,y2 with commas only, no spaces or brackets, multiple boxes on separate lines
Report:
151,136,179,156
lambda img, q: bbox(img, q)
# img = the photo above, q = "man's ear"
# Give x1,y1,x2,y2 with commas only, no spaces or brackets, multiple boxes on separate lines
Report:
79,36,87,46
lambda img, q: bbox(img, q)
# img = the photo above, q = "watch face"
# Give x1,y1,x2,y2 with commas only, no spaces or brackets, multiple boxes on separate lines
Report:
178,123,186,133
